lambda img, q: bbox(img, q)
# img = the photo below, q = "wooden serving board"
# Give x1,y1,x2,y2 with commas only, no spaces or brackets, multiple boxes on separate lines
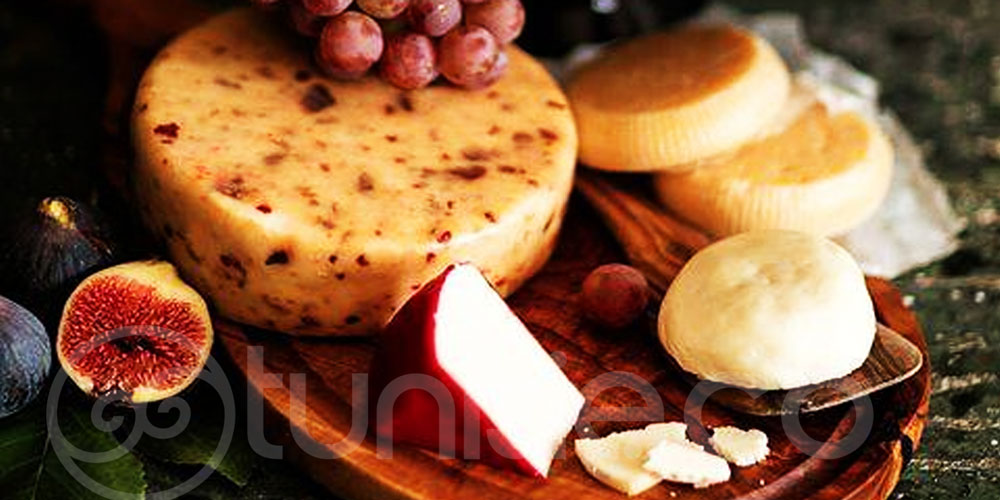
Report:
218,198,930,500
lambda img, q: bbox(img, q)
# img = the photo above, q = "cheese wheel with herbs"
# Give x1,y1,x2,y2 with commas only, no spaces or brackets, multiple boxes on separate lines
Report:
132,9,577,336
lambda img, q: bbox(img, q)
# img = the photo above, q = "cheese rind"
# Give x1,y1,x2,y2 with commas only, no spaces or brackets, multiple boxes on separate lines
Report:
709,426,769,467
133,9,577,335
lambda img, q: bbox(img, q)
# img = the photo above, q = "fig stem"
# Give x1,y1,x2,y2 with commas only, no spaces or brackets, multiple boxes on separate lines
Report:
39,198,76,230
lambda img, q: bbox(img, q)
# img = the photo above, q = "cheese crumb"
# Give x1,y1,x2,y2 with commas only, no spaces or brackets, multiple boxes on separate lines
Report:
643,441,731,488
709,426,770,467
574,422,699,496
644,422,700,449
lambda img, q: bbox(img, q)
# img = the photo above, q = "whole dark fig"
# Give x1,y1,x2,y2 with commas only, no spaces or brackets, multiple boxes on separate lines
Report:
0,295,51,418
0,197,115,318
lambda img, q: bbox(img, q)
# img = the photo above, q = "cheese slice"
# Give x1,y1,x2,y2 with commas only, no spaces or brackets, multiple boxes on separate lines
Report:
709,426,769,467
643,440,731,489
567,24,790,172
574,422,697,496
132,9,577,335
653,80,893,237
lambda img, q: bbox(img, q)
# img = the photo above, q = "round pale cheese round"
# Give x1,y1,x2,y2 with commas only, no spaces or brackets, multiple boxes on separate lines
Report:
658,231,876,390
566,24,790,172
132,9,577,336
653,83,894,237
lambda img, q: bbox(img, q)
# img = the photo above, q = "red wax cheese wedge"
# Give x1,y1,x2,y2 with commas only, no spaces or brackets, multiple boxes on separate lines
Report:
369,264,585,477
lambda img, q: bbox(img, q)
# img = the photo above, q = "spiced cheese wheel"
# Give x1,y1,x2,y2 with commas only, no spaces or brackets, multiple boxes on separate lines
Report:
133,9,577,336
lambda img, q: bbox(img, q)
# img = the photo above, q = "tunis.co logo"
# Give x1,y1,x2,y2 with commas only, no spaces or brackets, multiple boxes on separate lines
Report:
47,325,235,500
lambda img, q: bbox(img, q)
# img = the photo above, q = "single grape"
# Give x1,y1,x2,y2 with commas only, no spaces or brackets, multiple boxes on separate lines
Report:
407,0,462,37
381,32,438,89
464,0,524,44
302,0,352,16
288,0,326,37
580,264,650,329
317,12,385,80
479,48,508,87
438,25,505,89
358,0,411,19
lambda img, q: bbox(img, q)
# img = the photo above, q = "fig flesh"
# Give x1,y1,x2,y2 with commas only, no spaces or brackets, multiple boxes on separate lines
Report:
0,295,51,418
57,260,212,403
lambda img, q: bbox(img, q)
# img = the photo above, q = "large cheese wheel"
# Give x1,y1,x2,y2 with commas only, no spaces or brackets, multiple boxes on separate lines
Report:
132,9,577,336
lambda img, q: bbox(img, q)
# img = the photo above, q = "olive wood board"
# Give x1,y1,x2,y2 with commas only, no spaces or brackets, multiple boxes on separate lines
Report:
218,196,931,500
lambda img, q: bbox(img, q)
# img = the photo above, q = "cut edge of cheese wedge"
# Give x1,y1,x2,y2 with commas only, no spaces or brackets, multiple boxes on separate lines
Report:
653,79,894,238
643,440,732,489
567,24,791,172
709,426,770,467
433,264,585,477
574,422,698,496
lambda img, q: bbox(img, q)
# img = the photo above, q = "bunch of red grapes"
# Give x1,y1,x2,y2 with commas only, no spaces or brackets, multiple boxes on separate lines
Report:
250,0,525,90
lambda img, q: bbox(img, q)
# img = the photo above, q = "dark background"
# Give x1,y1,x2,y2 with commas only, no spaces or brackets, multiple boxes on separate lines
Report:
1,0,998,498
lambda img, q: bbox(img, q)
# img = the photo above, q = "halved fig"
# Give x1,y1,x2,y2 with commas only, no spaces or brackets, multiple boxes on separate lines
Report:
57,260,212,403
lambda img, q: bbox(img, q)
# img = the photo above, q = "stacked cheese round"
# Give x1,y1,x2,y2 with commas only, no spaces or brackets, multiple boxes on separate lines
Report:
133,9,578,336
653,83,894,237
567,24,790,172
567,23,895,238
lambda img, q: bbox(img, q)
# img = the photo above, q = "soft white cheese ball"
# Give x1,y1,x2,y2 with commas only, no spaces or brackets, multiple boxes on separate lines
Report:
658,230,876,390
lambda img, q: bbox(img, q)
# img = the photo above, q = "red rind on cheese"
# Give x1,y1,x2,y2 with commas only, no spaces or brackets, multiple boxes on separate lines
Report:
369,264,585,477
369,266,536,476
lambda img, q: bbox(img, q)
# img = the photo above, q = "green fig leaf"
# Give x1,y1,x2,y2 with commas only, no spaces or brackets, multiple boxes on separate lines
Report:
0,397,147,500
133,388,254,488
141,459,237,500
136,416,254,488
